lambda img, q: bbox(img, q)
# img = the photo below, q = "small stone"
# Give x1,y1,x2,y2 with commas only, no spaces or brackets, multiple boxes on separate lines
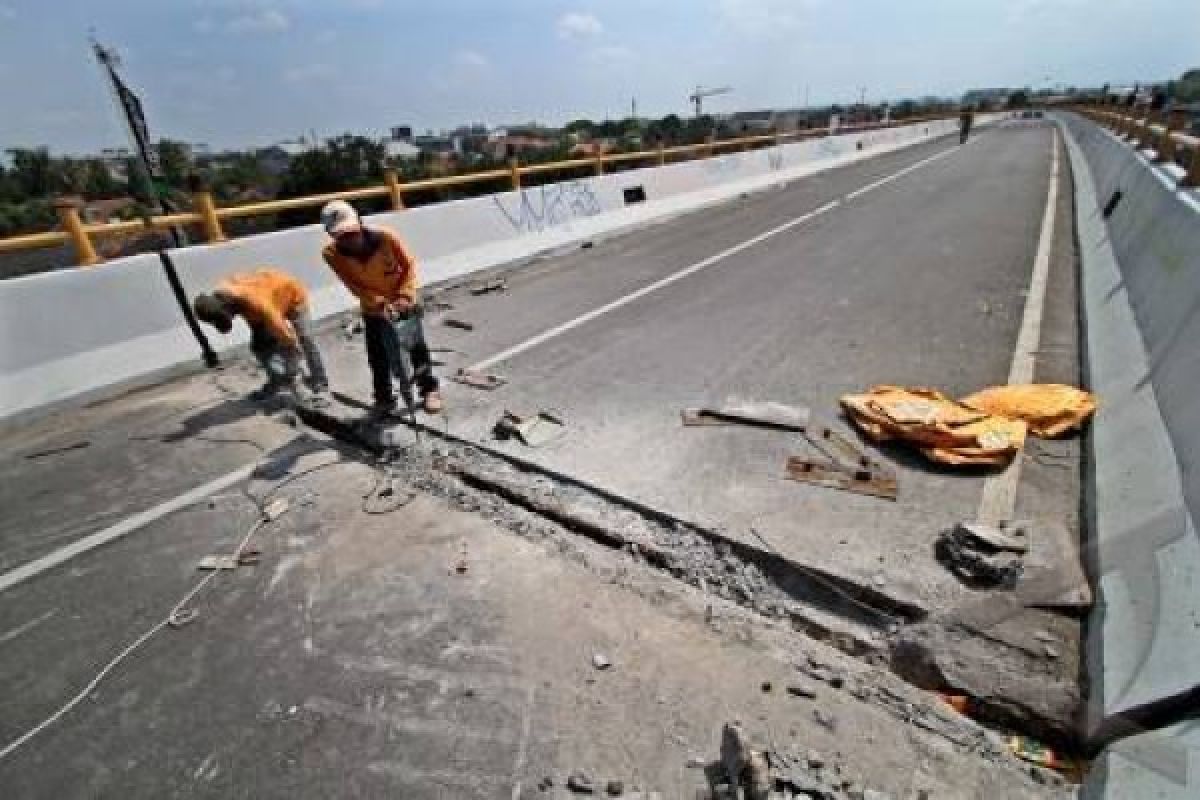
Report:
813,709,837,731
606,780,624,796
686,756,706,769
1034,630,1057,643
567,772,595,793
539,776,555,791
761,681,773,693
1043,645,1060,659
786,683,817,699
464,688,476,698
828,674,845,689
872,573,886,588
806,749,824,769
592,653,612,670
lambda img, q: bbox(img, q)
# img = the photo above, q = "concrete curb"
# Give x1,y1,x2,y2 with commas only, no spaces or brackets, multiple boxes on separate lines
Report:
1055,114,1200,754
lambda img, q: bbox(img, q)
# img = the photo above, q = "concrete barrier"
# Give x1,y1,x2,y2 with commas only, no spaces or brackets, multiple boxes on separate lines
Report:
1056,112,1200,756
0,117,969,423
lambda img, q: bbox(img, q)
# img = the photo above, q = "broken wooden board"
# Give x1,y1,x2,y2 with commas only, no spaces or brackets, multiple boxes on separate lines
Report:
785,456,898,501
453,369,507,391
469,278,508,295
680,401,811,432
493,410,567,448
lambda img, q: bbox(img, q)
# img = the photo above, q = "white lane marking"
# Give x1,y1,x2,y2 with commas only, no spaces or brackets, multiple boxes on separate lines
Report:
0,609,58,645
0,462,259,595
844,145,957,200
977,130,1060,526
467,144,960,373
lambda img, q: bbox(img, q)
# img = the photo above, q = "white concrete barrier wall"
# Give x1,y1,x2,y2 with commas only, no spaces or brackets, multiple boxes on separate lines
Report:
1056,112,1200,748
0,117,966,422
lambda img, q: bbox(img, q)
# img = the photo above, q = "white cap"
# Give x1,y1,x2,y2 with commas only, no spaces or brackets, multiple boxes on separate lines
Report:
320,200,361,237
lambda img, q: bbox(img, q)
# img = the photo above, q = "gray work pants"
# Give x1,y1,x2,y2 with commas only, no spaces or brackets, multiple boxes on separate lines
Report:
250,308,328,390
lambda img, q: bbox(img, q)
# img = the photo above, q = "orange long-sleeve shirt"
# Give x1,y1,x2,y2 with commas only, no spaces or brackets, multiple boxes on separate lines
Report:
214,269,309,347
321,226,420,315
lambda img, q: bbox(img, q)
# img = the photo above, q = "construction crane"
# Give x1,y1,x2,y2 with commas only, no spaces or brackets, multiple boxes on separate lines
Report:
689,85,733,117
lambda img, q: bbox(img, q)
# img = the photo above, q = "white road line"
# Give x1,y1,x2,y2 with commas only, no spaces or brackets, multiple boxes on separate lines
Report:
467,144,960,373
843,145,957,200
0,462,259,595
976,130,1060,526
0,609,58,645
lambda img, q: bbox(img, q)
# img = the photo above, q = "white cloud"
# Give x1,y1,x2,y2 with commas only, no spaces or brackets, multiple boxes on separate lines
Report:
453,49,490,69
226,8,290,34
557,11,604,40
284,63,335,83
717,0,817,37
194,7,290,35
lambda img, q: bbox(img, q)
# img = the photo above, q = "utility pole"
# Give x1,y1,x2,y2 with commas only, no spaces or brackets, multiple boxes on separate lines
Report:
90,35,217,367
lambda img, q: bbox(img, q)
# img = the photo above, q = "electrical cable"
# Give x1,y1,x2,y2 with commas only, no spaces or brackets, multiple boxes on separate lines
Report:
0,476,310,762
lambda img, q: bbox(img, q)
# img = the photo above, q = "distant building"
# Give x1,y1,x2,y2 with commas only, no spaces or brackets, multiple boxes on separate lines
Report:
99,147,132,182
80,197,137,225
390,126,414,142
384,139,421,162
961,88,1011,109
484,133,557,161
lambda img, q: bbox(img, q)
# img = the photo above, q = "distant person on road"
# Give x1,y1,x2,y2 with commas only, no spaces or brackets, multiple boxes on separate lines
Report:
959,107,974,144
319,200,443,415
193,269,330,407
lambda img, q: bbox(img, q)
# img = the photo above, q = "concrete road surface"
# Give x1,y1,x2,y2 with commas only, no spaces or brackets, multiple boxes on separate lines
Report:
0,121,1081,797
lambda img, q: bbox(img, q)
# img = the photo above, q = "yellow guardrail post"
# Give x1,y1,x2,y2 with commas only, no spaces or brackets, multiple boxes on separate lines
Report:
593,154,604,176
508,158,521,191
383,168,405,210
1185,143,1200,188
657,143,666,166
189,178,226,243
1156,111,1183,164
54,197,102,267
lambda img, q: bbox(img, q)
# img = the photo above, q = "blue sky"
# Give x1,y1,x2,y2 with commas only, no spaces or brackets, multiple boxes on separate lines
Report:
0,0,1195,154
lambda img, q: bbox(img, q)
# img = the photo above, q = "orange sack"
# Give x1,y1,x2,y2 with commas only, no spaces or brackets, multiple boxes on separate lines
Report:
841,384,1096,467
960,384,1097,438
840,386,1028,467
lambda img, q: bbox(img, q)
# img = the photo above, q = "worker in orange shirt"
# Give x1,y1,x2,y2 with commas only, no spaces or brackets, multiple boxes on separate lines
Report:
319,200,442,415
193,269,330,407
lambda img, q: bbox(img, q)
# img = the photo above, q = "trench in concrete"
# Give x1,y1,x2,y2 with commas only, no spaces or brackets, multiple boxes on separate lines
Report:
295,401,1088,759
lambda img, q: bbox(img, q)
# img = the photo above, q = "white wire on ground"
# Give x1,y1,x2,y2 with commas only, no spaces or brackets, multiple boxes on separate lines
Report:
0,509,274,763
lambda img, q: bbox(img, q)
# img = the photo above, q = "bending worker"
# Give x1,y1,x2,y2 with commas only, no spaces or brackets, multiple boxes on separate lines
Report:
193,269,330,406
319,200,443,415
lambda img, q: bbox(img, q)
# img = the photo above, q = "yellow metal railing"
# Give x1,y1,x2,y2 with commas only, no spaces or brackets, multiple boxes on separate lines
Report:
1069,101,1200,187
1,115,953,267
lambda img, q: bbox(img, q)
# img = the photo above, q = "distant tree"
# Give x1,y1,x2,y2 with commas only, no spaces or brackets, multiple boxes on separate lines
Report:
563,119,596,136
1006,89,1030,109
156,140,192,188
894,100,916,118
1174,68,1200,103
5,148,53,198
84,159,120,198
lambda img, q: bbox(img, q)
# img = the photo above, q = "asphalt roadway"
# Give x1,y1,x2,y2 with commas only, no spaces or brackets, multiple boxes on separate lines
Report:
0,120,1080,798
427,120,1080,613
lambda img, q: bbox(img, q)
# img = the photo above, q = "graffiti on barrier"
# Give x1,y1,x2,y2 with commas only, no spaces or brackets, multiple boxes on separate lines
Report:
493,181,602,234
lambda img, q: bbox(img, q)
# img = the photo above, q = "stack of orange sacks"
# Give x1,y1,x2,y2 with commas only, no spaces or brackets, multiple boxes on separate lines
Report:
840,384,1096,467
